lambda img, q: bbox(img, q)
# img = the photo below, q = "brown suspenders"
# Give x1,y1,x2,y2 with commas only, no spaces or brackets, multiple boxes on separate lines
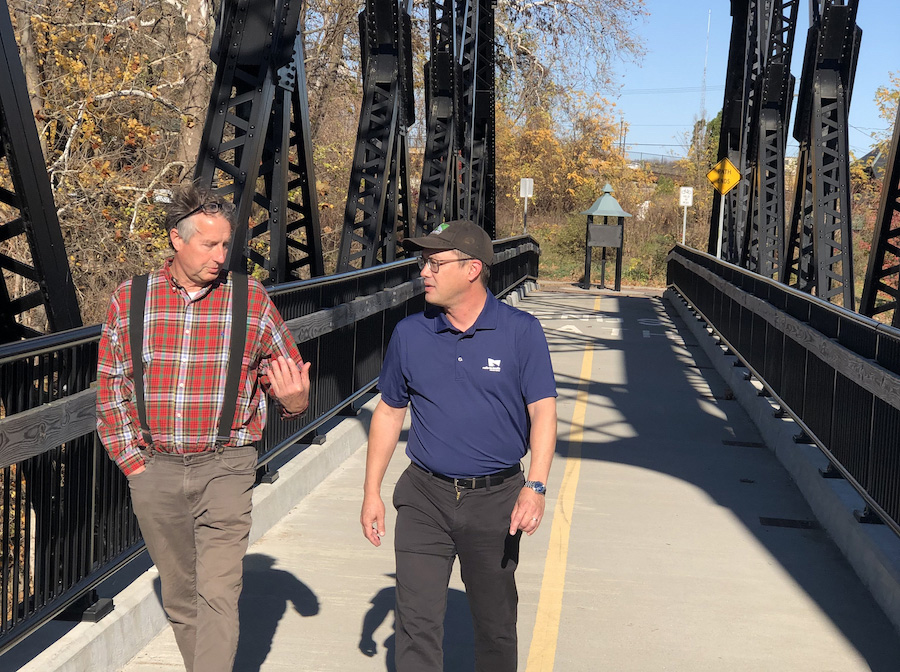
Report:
128,272,249,448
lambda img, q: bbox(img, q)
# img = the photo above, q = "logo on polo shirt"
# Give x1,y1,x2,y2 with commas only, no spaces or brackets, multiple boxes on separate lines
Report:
482,358,501,372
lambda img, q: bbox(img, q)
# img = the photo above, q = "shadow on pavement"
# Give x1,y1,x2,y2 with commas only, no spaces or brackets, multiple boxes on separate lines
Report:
235,553,320,671
360,577,474,672
527,292,900,670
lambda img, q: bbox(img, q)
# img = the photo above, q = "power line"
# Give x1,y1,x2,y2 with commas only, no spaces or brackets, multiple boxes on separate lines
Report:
626,143,689,147
849,123,888,137
620,85,725,95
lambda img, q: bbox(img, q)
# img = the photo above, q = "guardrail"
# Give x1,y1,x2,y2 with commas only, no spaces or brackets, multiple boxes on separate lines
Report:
0,235,540,654
667,244,900,539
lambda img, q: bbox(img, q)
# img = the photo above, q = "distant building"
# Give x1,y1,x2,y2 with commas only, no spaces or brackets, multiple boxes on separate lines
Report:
856,146,888,182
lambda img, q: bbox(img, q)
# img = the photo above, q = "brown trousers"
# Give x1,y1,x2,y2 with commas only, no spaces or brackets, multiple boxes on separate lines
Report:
128,445,257,672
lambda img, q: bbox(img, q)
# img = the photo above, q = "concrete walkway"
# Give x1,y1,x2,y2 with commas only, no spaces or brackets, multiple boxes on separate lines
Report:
118,288,900,671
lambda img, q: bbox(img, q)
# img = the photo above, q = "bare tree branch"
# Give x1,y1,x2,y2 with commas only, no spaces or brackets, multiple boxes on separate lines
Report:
90,89,184,113
129,161,186,231
48,100,87,175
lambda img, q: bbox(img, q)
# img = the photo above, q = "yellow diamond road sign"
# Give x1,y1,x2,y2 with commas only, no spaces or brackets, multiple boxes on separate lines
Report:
706,157,741,195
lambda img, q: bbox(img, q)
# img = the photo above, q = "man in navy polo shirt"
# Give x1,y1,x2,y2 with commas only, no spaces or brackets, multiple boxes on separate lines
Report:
360,220,557,671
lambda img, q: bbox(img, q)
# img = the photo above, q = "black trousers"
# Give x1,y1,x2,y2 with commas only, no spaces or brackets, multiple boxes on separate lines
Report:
392,463,524,672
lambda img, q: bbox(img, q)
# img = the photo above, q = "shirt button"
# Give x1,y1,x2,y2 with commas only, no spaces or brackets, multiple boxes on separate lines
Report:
176,413,182,418
458,357,463,362
185,329,190,335
179,383,185,388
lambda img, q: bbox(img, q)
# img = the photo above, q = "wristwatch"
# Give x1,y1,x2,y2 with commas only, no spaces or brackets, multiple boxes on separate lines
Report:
524,480,546,495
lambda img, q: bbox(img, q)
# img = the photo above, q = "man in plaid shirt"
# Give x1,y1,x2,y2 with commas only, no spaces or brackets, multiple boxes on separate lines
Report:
96,185,310,672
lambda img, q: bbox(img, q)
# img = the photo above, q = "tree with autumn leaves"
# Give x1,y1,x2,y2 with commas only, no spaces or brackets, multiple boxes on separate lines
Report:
5,0,896,319
6,0,214,322
0,0,650,324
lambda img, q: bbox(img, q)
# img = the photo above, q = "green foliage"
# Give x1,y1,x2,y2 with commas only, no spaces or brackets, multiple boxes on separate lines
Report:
704,112,721,163
622,257,649,284
655,176,675,195
550,213,590,256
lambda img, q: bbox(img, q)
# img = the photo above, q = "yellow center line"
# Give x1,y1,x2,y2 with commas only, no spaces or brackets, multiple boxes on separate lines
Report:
525,297,599,672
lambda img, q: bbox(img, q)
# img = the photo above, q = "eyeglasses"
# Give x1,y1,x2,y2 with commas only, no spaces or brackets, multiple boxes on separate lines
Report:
417,256,476,273
175,201,235,226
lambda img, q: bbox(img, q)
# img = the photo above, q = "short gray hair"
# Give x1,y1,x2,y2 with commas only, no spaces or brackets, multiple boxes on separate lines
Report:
164,185,236,243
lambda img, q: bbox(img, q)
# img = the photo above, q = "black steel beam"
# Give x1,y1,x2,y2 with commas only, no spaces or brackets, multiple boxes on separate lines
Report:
791,0,860,307
708,0,757,264
783,6,820,289
732,0,764,267
811,68,854,307
860,104,900,324
196,0,323,281
416,0,493,239
458,0,496,237
0,4,81,342
782,142,816,291
251,34,325,282
746,0,799,279
416,0,460,236
480,0,497,239
336,0,413,271
196,0,282,269
709,0,750,258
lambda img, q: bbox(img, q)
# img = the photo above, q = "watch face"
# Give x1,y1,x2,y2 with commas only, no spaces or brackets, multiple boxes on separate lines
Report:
526,481,546,494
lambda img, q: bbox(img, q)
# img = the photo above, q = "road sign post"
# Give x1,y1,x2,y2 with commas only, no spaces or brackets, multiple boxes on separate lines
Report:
679,187,694,245
706,158,741,259
520,178,534,234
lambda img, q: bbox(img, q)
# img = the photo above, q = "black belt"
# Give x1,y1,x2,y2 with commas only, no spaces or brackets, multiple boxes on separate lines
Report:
413,462,521,489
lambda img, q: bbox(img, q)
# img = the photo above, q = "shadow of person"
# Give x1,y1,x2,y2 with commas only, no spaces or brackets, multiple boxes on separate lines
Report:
234,553,320,671
359,584,396,670
360,576,475,672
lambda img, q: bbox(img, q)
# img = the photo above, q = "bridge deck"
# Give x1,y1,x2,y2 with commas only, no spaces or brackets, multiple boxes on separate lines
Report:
122,289,900,671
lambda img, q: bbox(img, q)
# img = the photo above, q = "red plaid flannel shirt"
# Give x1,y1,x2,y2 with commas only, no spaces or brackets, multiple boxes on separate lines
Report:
96,261,303,476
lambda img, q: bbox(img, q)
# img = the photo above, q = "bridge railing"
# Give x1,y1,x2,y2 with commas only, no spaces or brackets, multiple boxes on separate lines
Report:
667,244,900,539
0,235,540,654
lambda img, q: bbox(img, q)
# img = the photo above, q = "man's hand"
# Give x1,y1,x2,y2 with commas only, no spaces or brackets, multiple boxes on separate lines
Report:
509,486,546,536
128,464,146,477
268,355,311,414
361,492,386,547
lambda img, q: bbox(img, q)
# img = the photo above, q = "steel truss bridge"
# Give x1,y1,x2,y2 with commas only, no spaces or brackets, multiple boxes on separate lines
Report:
0,0,899,658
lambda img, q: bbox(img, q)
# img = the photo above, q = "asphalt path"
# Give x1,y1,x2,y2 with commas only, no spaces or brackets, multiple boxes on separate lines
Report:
122,288,900,671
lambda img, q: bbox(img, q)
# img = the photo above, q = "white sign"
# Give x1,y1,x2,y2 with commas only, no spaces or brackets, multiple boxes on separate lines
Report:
520,178,534,198
679,186,694,207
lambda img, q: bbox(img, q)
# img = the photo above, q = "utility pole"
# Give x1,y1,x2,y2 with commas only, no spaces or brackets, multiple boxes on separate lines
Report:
700,9,711,122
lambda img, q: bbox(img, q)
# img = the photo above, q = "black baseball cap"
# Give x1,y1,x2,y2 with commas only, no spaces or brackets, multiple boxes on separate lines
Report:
401,220,494,266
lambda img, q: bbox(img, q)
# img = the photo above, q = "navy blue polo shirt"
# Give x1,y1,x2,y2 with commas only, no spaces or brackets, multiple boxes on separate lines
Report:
378,291,557,478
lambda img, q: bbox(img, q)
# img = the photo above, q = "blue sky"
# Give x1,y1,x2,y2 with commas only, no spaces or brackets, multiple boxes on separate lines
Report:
611,0,898,161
